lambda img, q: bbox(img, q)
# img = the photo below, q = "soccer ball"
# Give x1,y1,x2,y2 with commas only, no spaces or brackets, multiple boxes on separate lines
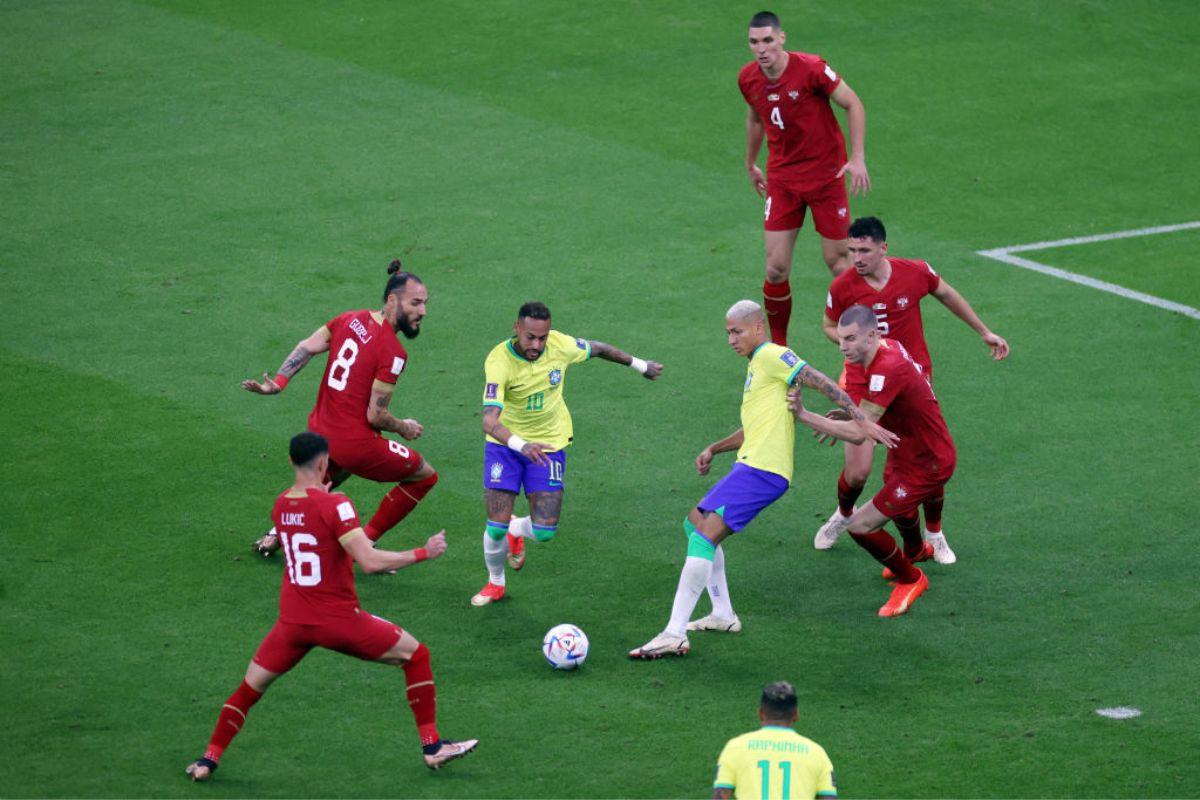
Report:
542,623,589,670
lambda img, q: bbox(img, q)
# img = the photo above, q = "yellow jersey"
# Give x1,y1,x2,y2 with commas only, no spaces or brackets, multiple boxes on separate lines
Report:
482,330,592,450
737,342,807,483
714,726,836,800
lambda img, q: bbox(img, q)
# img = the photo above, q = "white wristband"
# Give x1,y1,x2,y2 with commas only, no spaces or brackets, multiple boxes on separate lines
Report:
507,434,528,453
628,356,649,375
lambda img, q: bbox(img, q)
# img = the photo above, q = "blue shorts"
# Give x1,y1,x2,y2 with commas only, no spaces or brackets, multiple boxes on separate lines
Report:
483,442,566,494
696,463,789,532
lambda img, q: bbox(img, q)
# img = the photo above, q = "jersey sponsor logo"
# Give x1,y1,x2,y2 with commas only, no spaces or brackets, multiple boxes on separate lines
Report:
548,368,563,386
489,462,504,483
869,374,885,392
575,338,587,350
825,64,838,81
281,512,305,526
336,501,355,521
485,382,499,399
349,317,373,344
391,356,406,375
780,350,800,367
896,296,910,309
767,92,780,102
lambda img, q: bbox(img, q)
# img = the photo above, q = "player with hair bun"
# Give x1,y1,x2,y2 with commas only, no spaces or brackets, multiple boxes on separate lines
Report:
242,260,437,552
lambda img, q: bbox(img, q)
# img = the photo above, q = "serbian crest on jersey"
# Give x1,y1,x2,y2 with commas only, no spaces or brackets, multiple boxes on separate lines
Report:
788,90,799,100
894,486,908,499
489,463,504,483
548,369,563,386
896,296,910,309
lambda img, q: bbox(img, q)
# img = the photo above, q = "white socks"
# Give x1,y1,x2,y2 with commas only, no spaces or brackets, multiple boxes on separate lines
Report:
666,556,713,636
483,531,507,586
707,546,735,619
509,516,534,539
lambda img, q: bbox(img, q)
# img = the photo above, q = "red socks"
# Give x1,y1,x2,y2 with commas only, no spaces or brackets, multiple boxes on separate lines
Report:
893,513,924,558
849,529,920,583
365,472,439,542
837,471,865,517
402,643,440,747
762,279,792,346
923,489,944,533
203,680,263,763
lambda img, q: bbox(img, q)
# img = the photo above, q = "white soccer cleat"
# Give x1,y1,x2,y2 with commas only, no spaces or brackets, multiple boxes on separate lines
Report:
253,530,280,556
628,631,690,659
423,738,479,770
813,509,852,550
687,614,742,633
926,530,957,564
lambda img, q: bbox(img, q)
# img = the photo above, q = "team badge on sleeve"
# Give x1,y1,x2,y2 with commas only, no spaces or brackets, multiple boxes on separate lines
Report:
825,64,838,81
575,338,587,350
869,374,885,392
336,501,356,522
391,356,406,375
485,382,498,399
780,350,800,367
826,291,833,308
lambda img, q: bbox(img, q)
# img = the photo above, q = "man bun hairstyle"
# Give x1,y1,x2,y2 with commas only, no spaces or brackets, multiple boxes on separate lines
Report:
289,431,329,467
749,10,781,29
839,303,879,332
760,681,798,720
383,258,423,302
517,301,551,322
848,216,887,243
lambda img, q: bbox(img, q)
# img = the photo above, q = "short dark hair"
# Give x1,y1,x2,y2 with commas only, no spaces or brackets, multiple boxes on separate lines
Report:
517,301,551,322
848,216,887,243
749,11,781,29
383,259,423,302
839,304,878,331
760,681,798,720
289,431,329,467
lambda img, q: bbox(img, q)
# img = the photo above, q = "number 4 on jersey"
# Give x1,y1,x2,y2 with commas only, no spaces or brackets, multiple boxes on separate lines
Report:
769,106,784,130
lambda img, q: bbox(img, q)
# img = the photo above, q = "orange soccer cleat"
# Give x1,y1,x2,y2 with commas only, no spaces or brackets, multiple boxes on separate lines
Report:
881,541,934,580
470,582,506,607
878,569,928,618
506,532,525,570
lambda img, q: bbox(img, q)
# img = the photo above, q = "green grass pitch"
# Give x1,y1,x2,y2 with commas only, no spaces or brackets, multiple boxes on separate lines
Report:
2,1,1198,797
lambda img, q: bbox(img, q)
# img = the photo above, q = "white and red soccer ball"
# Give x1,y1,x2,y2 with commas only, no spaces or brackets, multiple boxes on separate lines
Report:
542,623,589,670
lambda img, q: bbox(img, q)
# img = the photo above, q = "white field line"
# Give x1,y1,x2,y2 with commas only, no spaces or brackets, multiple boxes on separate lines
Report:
976,221,1200,320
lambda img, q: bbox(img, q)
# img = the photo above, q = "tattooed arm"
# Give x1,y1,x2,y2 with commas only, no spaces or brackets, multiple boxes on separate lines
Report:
790,364,899,448
241,326,332,395
367,382,423,439
588,340,663,380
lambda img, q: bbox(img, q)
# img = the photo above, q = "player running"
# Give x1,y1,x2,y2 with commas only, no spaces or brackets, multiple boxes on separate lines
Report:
813,217,1009,560
471,301,662,606
242,261,438,552
740,10,870,346
184,432,476,781
794,305,959,618
713,682,837,800
628,301,895,658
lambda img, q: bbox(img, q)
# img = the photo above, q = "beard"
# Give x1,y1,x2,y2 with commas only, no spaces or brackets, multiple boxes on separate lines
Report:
396,316,422,339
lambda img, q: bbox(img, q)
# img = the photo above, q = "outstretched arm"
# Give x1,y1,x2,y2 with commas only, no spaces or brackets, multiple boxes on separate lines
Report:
695,428,745,475
792,390,884,446
340,529,446,573
242,326,332,394
588,340,663,380
482,405,554,466
793,363,898,448
367,383,423,439
831,81,869,196
931,279,1010,360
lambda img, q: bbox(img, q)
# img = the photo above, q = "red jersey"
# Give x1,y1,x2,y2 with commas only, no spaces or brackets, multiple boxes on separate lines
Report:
739,51,845,191
307,310,408,441
845,340,955,477
827,258,941,374
271,487,363,624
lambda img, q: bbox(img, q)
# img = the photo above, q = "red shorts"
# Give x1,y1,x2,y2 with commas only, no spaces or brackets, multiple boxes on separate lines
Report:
325,435,424,483
252,610,403,674
763,177,850,238
872,463,954,518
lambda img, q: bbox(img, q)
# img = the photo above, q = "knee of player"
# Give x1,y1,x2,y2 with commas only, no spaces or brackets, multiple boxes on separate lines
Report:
843,466,871,486
411,463,439,485
531,523,558,543
764,262,790,283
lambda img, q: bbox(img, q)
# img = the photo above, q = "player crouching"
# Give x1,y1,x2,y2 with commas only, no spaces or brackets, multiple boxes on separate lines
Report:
185,432,476,780
792,305,957,617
